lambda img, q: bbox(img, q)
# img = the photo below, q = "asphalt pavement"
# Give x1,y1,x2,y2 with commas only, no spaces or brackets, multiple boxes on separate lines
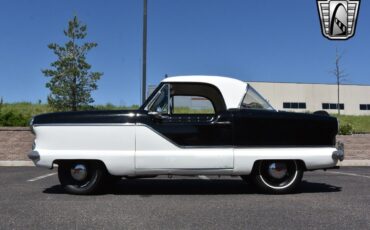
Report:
0,167,369,230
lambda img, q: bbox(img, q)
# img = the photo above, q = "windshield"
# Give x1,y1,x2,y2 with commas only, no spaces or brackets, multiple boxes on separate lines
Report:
240,85,274,110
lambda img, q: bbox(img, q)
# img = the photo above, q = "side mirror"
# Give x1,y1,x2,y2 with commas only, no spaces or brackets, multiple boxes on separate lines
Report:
156,107,163,113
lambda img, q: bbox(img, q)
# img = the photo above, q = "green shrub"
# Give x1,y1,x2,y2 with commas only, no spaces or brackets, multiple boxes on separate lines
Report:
339,123,354,135
0,111,31,127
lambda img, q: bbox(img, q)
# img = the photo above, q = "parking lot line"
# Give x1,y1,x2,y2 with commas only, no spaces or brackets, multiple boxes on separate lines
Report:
27,173,57,182
327,171,370,179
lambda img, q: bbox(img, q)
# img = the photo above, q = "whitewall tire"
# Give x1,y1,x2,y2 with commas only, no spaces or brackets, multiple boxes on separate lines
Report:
252,160,303,194
58,161,106,195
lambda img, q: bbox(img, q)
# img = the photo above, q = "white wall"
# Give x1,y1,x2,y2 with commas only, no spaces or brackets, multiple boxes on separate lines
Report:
248,82,370,115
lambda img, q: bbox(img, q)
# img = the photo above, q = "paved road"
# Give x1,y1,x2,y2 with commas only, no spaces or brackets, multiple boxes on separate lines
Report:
0,167,369,230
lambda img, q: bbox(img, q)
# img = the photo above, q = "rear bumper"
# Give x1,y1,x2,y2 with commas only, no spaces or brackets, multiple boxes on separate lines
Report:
332,141,345,161
27,151,40,164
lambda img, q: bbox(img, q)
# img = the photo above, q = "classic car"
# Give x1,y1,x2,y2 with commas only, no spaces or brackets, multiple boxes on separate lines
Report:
29,76,344,194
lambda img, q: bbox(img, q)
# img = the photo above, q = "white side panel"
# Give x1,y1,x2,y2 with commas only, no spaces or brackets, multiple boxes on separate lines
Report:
135,125,234,169
33,125,338,176
234,147,338,174
33,125,135,175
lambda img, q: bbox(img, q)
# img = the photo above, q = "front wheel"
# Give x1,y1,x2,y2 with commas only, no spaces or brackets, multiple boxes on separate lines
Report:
251,160,303,194
58,161,106,195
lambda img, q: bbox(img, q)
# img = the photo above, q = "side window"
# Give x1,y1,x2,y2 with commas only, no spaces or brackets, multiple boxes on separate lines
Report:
143,82,227,114
241,86,274,110
172,96,215,114
322,103,344,110
148,84,169,114
360,104,370,110
283,102,307,109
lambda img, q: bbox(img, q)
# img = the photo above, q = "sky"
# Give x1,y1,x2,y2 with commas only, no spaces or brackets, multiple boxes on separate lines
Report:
0,0,369,106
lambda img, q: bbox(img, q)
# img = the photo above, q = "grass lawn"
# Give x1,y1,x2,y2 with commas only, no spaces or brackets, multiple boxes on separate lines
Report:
0,103,51,116
334,115,370,134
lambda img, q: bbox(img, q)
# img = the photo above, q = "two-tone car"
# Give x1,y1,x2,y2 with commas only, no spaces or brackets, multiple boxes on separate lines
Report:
29,76,344,194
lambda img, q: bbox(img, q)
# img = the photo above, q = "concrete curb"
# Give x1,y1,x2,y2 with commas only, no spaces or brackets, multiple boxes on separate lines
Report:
0,161,34,166
0,160,370,167
338,160,370,166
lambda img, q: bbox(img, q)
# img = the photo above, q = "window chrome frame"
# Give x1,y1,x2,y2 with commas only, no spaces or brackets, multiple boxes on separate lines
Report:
144,83,170,115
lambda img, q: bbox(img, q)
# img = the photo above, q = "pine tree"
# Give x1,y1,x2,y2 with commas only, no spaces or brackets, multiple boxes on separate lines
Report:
42,16,103,111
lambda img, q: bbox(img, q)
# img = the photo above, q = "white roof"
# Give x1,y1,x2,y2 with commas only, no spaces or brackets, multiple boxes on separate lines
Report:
162,75,248,109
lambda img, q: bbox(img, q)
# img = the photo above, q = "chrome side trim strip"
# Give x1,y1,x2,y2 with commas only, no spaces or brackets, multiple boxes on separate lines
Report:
33,123,136,127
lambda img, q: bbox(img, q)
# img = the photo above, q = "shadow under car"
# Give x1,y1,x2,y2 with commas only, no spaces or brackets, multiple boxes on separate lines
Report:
43,178,342,195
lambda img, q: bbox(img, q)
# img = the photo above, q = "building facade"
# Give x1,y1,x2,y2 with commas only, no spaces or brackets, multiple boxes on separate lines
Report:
248,82,370,115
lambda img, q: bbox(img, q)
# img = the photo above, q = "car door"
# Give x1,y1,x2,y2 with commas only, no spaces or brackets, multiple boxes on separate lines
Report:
135,83,234,170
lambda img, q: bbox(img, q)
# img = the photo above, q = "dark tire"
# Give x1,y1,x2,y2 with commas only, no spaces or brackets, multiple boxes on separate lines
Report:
251,160,303,194
58,161,106,195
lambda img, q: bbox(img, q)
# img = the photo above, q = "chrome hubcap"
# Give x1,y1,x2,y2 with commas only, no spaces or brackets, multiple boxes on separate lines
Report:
267,162,288,179
70,164,87,181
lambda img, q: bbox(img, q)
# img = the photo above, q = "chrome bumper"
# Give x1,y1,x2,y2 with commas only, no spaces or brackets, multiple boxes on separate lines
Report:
28,151,40,162
333,141,345,161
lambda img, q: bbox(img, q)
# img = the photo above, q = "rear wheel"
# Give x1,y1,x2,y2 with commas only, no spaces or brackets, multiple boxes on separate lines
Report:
251,160,303,194
58,161,106,195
